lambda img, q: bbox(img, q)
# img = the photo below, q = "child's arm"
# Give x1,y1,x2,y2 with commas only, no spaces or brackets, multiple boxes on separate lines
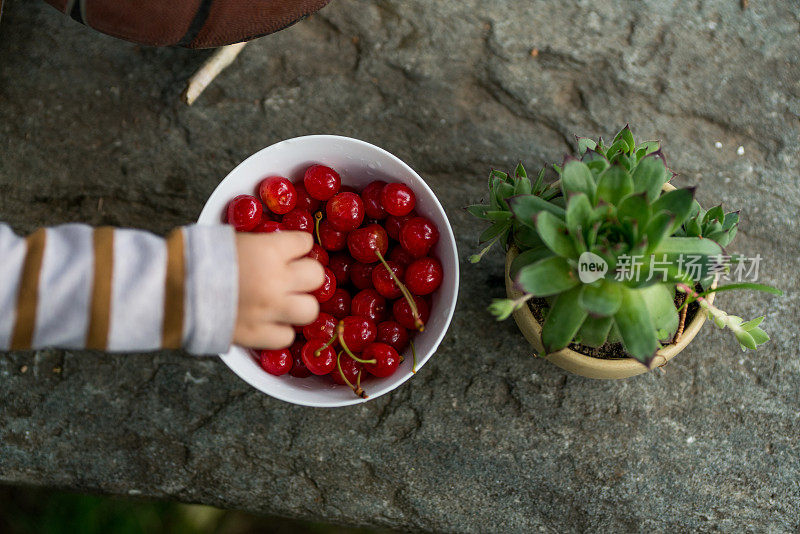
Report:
0,223,322,353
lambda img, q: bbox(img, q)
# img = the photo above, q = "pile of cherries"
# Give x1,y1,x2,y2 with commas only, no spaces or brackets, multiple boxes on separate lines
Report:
225,164,443,398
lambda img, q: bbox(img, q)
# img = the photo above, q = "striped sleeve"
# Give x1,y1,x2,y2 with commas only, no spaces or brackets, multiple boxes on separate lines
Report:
0,223,238,355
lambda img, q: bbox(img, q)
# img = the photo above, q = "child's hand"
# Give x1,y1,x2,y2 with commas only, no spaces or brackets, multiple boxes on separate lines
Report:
233,231,324,349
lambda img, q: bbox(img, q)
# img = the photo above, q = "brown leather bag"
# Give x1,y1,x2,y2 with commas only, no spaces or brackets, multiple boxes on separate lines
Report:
43,0,332,48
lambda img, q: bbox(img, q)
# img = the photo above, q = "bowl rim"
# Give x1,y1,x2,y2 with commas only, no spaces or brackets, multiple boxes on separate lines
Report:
197,134,459,407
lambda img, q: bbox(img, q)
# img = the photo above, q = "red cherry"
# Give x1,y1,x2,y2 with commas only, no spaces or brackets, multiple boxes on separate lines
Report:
328,253,353,285
281,208,314,233
371,261,405,299
301,339,337,375
393,295,430,330
350,262,375,290
331,356,362,386
319,288,351,319
361,180,388,219
400,216,440,257
294,182,321,212
303,165,341,201
347,223,389,264
339,316,377,352
258,349,293,376
288,339,312,378
311,267,337,303
318,220,347,251
305,243,330,266
385,211,416,241
302,312,337,340
258,176,297,215
363,343,401,378
339,185,358,194
388,246,415,268
351,289,388,323
251,219,281,233
377,321,409,352
404,257,443,295
226,195,262,232
326,192,365,232
380,183,416,217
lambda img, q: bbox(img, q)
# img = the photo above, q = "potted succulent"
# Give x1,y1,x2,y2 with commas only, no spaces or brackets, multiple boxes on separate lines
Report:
468,126,781,379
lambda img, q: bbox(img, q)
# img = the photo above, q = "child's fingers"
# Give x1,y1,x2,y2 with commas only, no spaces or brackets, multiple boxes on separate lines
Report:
278,294,319,327
271,231,314,258
289,257,326,292
257,324,296,350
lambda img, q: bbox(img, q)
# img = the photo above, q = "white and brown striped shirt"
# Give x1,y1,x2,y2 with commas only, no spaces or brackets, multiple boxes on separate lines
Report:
0,223,237,354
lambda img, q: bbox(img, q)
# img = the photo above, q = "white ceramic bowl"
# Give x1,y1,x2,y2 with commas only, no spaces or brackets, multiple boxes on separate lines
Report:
198,135,459,407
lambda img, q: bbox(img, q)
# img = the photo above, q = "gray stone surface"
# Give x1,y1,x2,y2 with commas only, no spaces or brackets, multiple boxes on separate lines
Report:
1,0,799,531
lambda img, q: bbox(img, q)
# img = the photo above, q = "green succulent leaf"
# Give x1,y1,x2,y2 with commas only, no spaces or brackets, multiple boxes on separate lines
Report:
654,236,722,257
542,286,587,353
465,204,491,219
507,194,566,228
641,283,679,340
532,168,546,193
706,230,731,246
734,329,757,350
581,149,610,174
488,298,527,321
631,155,668,202
576,137,597,155
596,165,633,205
576,316,613,347
509,247,553,278
479,220,511,243
635,140,661,156
535,211,578,258
493,182,515,210
703,205,725,225
688,200,703,219
607,138,631,158
685,217,703,237
722,211,740,231
513,164,532,195
565,193,593,236
516,256,578,297
489,169,508,183
643,212,675,253
561,160,597,201
614,125,635,154
514,177,532,196
652,187,695,232
748,327,769,345
579,279,623,317
742,316,765,329
618,193,651,225
514,225,545,249
614,286,661,364
483,211,512,222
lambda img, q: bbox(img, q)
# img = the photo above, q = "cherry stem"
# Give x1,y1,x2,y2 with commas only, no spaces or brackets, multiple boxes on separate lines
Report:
314,211,323,245
313,332,337,357
375,248,424,332
337,351,366,399
336,322,377,364
410,339,417,374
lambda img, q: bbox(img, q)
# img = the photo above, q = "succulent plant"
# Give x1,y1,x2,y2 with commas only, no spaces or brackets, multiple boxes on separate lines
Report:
468,126,781,365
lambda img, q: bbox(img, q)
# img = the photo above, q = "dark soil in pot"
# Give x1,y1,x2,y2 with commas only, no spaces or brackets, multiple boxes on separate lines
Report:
527,290,701,360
